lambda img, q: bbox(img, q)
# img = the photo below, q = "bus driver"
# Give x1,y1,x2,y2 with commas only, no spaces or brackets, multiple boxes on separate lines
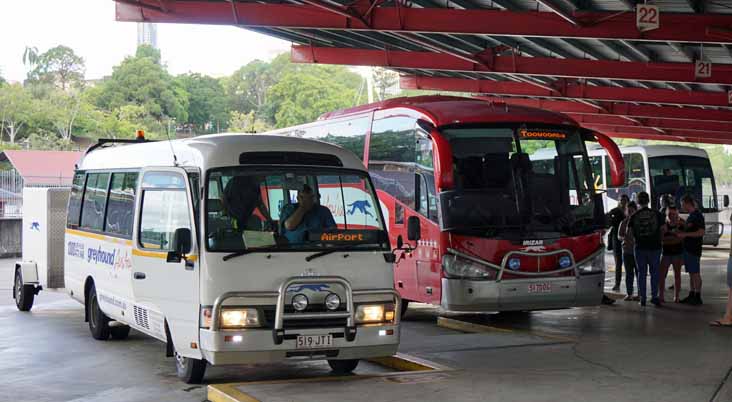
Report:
280,184,336,243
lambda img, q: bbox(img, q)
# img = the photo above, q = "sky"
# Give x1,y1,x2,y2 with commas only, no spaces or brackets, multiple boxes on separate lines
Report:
0,0,291,83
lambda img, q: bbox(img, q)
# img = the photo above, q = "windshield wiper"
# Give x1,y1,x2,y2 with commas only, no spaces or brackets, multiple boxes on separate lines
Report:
222,250,252,262
305,245,368,262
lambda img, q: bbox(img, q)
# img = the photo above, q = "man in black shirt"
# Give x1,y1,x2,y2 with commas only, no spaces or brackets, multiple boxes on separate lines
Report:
677,194,705,305
629,191,666,307
607,195,629,292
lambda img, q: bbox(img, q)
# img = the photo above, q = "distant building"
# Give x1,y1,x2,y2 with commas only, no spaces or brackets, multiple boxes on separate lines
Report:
137,23,158,48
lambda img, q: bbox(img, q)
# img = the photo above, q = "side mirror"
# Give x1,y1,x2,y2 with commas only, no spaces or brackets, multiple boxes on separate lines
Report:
724,195,729,208
166,227,192,263
407,216,421,241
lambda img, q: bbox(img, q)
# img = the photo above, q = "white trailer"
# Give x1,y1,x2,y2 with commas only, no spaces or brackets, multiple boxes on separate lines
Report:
13,187,69,310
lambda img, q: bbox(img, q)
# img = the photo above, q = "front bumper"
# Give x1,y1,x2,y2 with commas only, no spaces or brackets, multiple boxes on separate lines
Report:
441,272,605,312
200,324,400,365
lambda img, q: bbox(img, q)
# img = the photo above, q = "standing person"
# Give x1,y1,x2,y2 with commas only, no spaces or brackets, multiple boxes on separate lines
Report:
618,201,638,301
660,206,684,303
608,195,629,292
710,232,732,327
630,191,666,307
677,194,705,305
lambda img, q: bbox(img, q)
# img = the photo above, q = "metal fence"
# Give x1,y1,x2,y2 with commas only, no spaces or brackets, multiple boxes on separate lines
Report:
0,170,71,218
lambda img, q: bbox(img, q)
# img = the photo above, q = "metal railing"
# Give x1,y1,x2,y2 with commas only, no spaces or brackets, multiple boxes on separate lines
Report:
0,170,72,218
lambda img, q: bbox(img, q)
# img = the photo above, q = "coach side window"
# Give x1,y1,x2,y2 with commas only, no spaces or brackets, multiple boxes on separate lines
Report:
67,172,85,228
139,172,191,251
80,172,110,231
301,116,370,160
368,116,417,216
105,172,139,238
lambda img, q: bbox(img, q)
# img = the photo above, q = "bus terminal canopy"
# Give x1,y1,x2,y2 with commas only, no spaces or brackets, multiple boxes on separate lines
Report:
115,0,732,144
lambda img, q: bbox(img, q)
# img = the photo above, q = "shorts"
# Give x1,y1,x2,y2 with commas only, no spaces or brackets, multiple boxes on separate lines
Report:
661,254,683,266
726,258,732,288
683,251,701,274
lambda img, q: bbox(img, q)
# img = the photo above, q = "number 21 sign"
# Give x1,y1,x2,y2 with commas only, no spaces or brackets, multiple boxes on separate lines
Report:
636,4,660,32
695,60,712,79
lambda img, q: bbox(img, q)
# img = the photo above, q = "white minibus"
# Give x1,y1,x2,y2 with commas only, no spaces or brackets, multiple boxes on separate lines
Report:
16,133,404,383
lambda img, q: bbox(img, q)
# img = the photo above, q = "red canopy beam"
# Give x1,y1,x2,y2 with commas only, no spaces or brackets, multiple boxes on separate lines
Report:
568,114,732,134
600,131,732,145
401,76,732,108
290,46,732,85
115,1,732,45
472,96,732,123
584,125,732,143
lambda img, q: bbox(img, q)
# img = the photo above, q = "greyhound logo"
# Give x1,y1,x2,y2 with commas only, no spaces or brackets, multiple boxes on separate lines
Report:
30,222,40,231
287,284,331,293
521,245,547,253
347,200,373,218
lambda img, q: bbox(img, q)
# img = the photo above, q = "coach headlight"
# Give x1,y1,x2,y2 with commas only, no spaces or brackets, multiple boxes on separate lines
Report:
578,251,605,274
442,254,497,280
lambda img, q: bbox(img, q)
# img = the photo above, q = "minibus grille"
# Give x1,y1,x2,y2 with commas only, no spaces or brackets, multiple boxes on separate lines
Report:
261,307,348,330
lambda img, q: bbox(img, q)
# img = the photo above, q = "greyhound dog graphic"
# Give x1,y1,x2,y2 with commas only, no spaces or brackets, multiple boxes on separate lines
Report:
347,200,374,218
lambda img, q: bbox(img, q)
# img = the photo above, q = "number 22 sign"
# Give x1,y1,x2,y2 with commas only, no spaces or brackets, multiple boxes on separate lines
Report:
636,4,660,32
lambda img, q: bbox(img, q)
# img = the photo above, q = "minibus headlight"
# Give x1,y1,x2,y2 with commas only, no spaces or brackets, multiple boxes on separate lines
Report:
200,306,261,329
220,308,260,329
355,303,395,324
578,252,605,274
442,254,497,280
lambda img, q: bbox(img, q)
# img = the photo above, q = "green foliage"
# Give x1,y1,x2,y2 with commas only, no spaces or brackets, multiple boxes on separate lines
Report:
27,45,85,91
95,45,188,122
227,111,270,133
177,73,228,133
26,131,74,151
372,68,398,101
0,83,36,143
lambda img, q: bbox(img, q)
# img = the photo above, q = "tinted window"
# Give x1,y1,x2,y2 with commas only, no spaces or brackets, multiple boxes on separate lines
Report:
80,172,110,231
139,190,190,250
67,172,85,228
289,116,369,160
105,172,138,238
368,117,417,209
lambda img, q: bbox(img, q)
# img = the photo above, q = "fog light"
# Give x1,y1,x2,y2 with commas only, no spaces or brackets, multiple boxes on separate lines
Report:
292,294,309,312
508,258,521,271
325,293,341,311
232,335,243,342
559,256,572,268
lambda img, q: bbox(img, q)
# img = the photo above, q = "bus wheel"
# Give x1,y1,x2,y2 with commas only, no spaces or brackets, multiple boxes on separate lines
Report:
110,325,131,340
400,300,410,319
14,269,34,312
328,359,359,374
87,284,111,340
175,350,207,384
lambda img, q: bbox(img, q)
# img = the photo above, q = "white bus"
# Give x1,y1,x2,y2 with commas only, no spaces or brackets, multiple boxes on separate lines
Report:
533,145,728,246
14,133,403,383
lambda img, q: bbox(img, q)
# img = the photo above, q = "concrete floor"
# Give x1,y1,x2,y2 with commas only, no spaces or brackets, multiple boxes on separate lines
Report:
2,244,732,402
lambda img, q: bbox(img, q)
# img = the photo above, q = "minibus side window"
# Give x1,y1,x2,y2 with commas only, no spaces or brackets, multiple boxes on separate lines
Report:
139,172,190,251
67,172,85,228
81,172,111,232
105,172,138,238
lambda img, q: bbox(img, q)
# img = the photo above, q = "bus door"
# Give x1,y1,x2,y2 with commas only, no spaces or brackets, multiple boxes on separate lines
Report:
414,132,441,304
131,167,201,358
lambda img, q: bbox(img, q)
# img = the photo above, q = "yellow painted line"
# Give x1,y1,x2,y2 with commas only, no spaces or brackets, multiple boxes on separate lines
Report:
437,316,576,343
207,354,450,402
65,228,132,246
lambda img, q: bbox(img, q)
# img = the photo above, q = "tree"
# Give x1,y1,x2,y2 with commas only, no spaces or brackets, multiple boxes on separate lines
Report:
372,68,398,101
0,84,36,143
177,73,228,133
96,45,188,122
27,45,85,91
227,111,270,133
225,58,281,115
0,69,5,86
38,89,93,142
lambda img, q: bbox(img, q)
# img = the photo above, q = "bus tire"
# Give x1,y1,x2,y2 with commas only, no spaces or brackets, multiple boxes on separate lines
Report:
14,269,34,312
400,300,410,319
175,350,207,384
327,359,359,374
87,284,111,340
110,325,131,340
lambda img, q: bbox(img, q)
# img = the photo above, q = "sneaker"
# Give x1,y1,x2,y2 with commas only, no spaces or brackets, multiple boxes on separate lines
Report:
602,295,616,305
624,295,634,301
639,300,647,307
680,294,695,304
691,294,703,306
612,285,620,292
633,295,641,301
651,298,662,307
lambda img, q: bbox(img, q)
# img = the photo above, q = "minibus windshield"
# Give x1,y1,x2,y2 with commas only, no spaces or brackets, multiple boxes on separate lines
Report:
206,167,388,253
